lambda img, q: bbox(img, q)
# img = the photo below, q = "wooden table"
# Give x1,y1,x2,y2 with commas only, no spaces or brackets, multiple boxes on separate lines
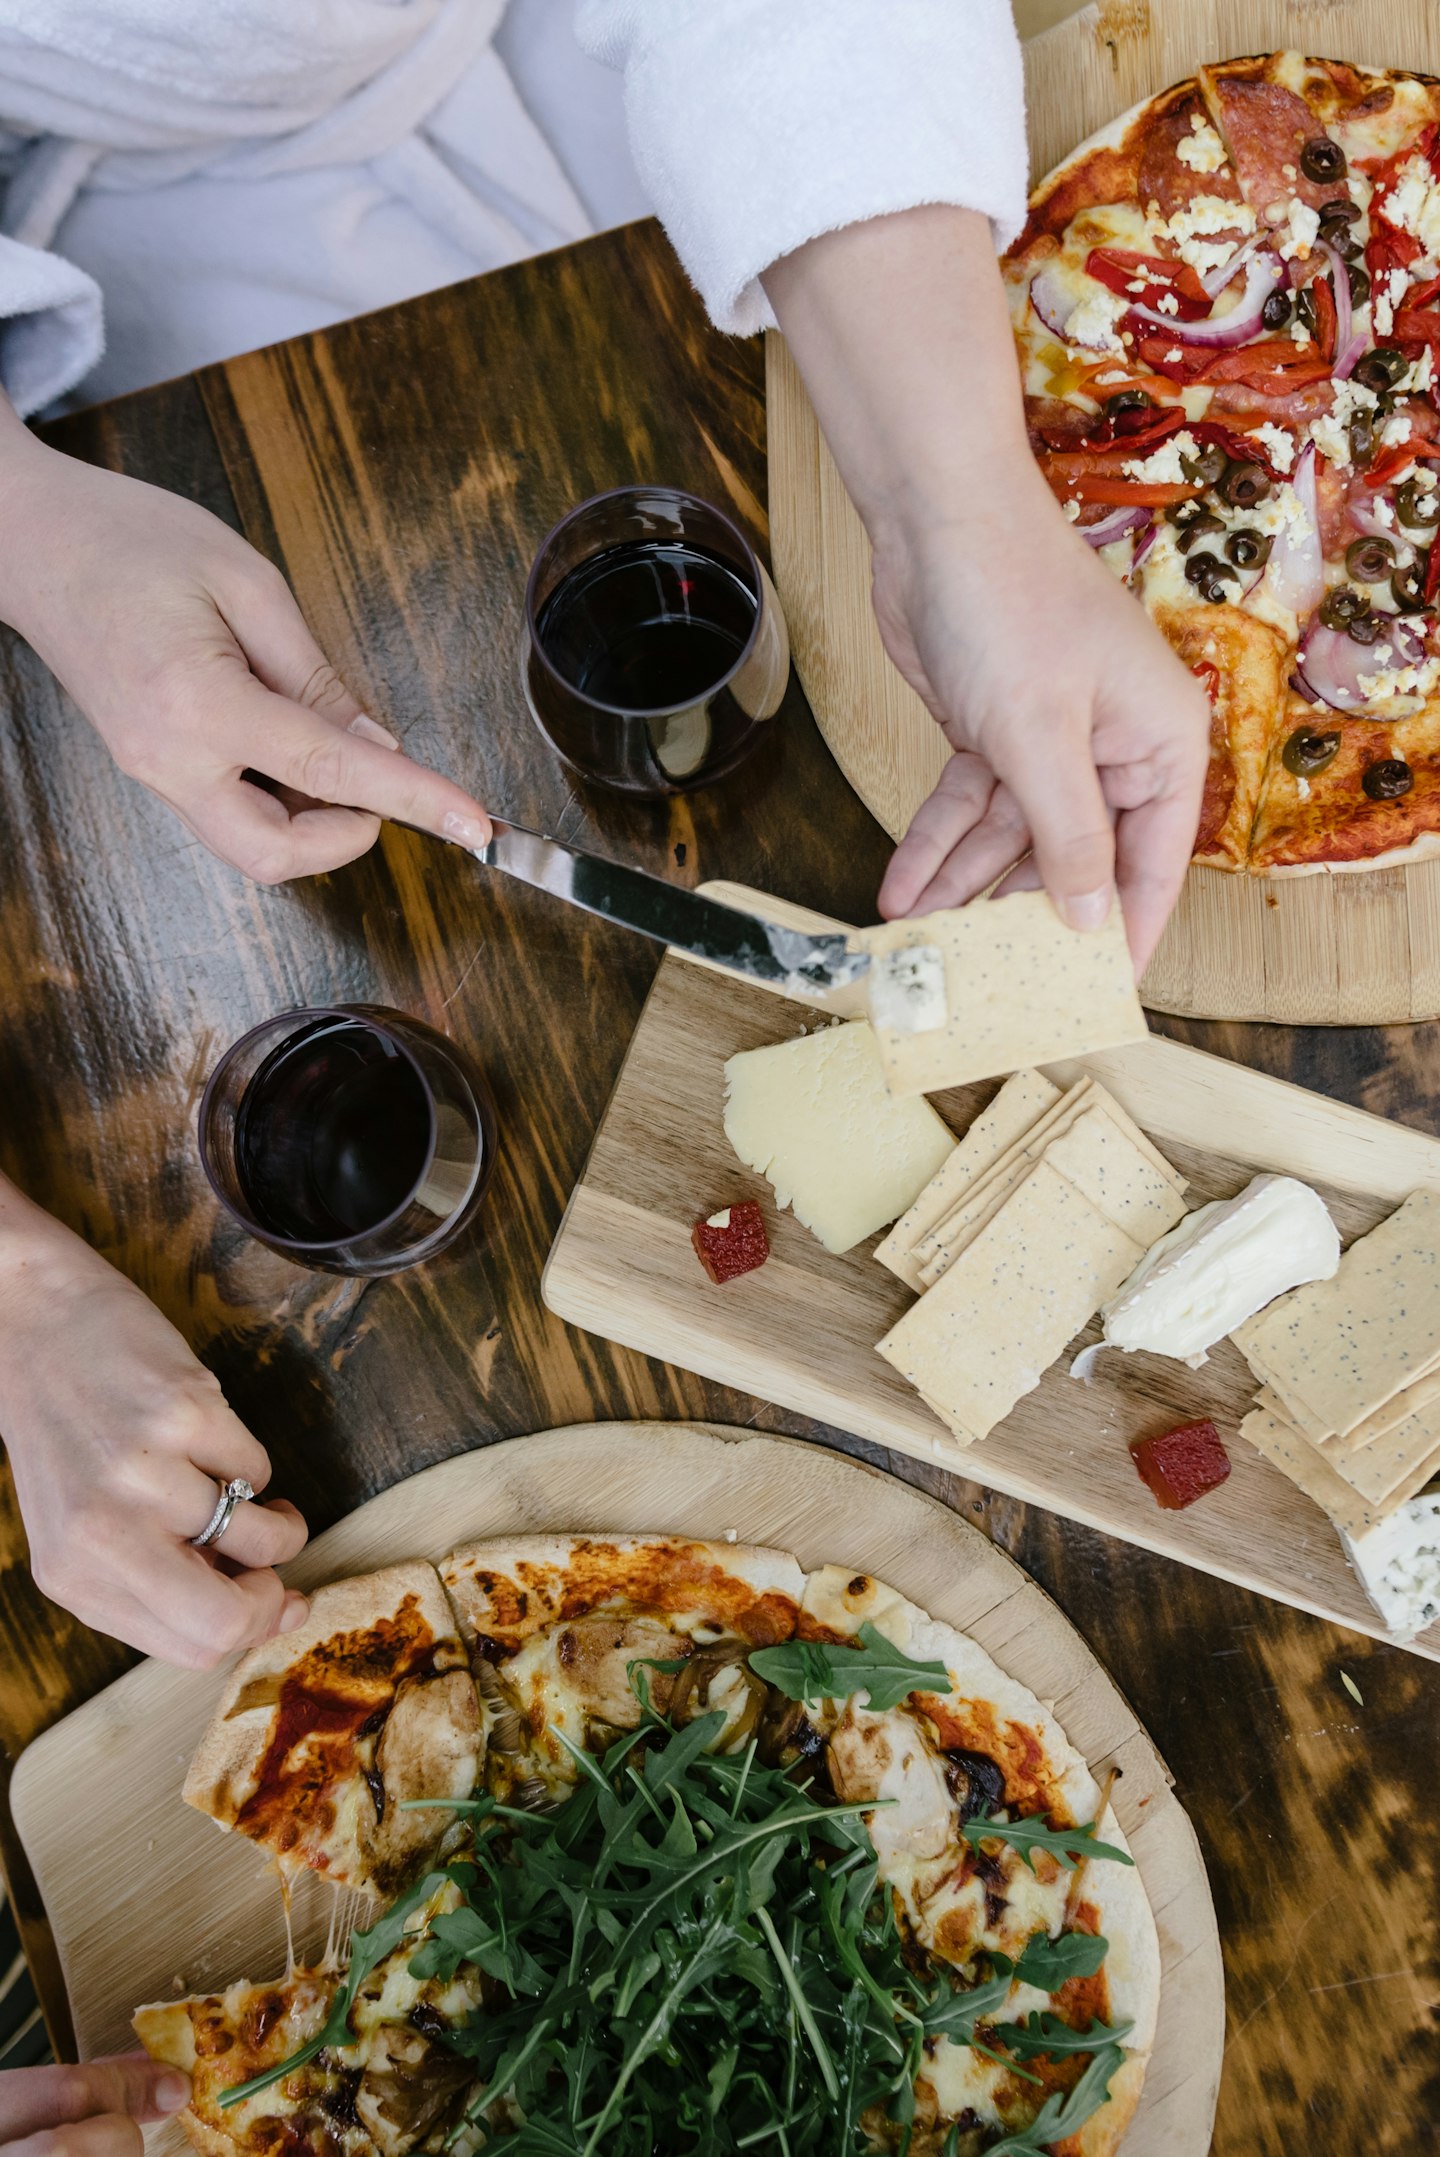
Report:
0,220,1436,2154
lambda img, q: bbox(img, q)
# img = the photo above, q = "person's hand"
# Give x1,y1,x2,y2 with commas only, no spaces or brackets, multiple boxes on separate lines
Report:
0,1176,308,1667
0,2055,189,2157
0,399,490,884
764,205,1210,971
867,459,1210,965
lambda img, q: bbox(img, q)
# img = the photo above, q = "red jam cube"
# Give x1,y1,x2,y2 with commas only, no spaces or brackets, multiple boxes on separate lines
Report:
692,1201,769,1284
1130,1420,1231,1510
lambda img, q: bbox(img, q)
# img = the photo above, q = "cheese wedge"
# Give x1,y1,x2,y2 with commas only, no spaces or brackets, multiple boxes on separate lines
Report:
1343,1488,1440,1640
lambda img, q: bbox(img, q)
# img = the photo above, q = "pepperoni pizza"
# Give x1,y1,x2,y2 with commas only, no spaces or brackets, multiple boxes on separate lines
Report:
1004,52,1440,873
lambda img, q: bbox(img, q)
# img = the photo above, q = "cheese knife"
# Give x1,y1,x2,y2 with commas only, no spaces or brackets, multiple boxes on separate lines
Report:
470,819,871,996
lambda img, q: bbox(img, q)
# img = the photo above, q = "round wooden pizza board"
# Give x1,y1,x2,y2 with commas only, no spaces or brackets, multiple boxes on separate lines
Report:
11,1423,1223,2157
766,0,1440,1023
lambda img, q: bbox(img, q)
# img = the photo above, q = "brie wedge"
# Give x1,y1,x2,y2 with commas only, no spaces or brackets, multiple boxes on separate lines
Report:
1102,1173,1339,1366
1343,1487,1440,1640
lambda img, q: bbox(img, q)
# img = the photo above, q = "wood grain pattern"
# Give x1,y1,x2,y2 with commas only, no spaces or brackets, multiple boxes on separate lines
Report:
10,1424,1223,2157
765,0,1440,1025
1,217,1438,2152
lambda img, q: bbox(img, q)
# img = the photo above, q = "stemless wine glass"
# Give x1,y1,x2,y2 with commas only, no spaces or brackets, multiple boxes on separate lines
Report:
521,485,791,796
199,1005,497,1276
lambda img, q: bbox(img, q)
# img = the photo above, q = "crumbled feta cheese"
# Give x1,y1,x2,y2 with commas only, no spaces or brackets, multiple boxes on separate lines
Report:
1309,411,1352,467
1155,292,1180,316
1121,429,1197,484
1356,654,1440,705
1372,495,1396,529
1062,498,1081,522
1165,346,1184,363
1126,277,1148,294
1375,265,1411,339
1252,482,1314,545
1062,285,1128,354
1254,421,1296,473
1387,153,1440,260
1175,115,1228,174
1380,413,1414,448
1161,193,1254,277
1291,318,1313,347
1268,197,1321,261
1295,775,1311,800
1282,162,1297,181
1399,347,1436,395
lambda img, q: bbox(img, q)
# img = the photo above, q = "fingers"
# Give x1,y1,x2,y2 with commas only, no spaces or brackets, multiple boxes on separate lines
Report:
216,563,365,732
5,2114,143,2157
900,779,1032,917
211,1496,308,1571
165,777,382,885
0,2058,189,2142
878,753,998,918
989,724,1118,934
131,1544,306,1667
1112,783,1204,972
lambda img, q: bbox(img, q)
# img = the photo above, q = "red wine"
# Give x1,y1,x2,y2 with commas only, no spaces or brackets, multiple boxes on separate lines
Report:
536,539,755,711
234,1017,433,1243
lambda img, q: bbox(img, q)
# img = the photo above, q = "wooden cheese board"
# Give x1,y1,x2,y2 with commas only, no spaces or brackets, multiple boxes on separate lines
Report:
765,0,1440,1024
11,1423,1222,2157
543,883,1440,1657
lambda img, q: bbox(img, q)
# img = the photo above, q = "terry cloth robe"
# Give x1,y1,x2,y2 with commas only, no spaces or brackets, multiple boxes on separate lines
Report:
0,0,1027,414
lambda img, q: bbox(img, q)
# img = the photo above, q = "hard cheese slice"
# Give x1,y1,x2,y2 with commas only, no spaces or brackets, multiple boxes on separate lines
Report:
723,1020,953,1255
876,1160,1144,1441
851,890,1147,1098
874,1069,1061,1289
1233,1191,1440,1439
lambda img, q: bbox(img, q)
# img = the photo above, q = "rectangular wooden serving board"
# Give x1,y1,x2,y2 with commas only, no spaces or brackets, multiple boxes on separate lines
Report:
544,883,1440,1659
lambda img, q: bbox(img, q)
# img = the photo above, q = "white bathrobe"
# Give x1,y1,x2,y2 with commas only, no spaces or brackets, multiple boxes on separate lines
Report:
0,0,1027,416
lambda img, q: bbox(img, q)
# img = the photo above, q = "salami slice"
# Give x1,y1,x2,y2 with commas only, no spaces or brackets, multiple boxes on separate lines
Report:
1198,66,1334,215
1136,90,1246,219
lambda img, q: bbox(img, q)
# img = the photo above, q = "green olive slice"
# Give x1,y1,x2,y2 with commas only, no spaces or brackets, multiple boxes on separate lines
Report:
1319,586,1369,630
1346,537,1397,584
1283,728,1341,777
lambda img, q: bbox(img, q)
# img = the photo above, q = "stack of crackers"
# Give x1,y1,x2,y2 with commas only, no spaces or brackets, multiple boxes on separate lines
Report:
1234,1191,1440,1538
873,1070,1188,1444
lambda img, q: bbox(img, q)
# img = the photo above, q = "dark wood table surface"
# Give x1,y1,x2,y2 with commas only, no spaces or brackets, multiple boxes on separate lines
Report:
1,218,1437,2152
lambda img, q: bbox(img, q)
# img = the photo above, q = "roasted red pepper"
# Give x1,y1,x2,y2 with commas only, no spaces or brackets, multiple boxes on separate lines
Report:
1365,123,1439,287
692,1201,769,1284
1310,273,1338,366
1130,1420,1232,1510
1085,246,1210,319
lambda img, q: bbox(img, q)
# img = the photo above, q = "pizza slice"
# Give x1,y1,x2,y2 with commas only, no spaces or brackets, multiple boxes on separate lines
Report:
134,1879,481,2157
437,1533,804,1805
1250,692,1440,870
1152,601,1290,868
185,1561,482,1900
795,1565,1160,2157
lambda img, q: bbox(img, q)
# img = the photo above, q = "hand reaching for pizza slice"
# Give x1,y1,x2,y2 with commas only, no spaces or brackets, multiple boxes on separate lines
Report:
0,1173,308,1667
764,203,1210,972
0,2055,190,2157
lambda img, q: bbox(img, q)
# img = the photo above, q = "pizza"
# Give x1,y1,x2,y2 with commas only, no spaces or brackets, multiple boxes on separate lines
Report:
138,1536,1162,2157
183,1560,482,1900
1004,51,1440,873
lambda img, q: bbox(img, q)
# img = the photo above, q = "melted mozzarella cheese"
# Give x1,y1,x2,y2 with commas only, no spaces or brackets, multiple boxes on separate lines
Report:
920,2038,1009,2129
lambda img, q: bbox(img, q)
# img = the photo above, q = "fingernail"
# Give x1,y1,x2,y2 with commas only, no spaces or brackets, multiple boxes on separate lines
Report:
279,1593,309,1634
156,2075,190,2114
1059,885,1115,933
348,714,400,749
442,812,490,848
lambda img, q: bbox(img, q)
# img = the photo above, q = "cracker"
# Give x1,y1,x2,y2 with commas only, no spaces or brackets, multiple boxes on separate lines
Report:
851,890,1148,1098
1233,1192,1440,1437
913,1081,1095,1268
876,1161,1144,1441
875,1069,1061,1289
1322,1365,1440,1455
1239,1407,1379,1538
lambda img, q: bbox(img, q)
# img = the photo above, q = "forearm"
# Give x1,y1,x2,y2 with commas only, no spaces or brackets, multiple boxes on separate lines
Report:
762,206,1035,547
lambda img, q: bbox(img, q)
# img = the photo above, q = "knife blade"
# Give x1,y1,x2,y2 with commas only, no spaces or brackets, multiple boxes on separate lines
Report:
472,820,870,995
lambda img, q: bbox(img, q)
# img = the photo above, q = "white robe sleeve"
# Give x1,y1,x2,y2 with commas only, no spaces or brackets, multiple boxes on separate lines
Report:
0,233,103,419
574,0,1029,336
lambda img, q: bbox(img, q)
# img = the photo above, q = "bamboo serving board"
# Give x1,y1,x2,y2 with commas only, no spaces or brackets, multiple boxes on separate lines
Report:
11,1424,1222,2157
544,883,1440,1658
765,0,1440,1024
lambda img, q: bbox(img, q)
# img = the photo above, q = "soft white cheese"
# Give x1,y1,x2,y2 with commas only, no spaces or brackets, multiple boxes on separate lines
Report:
1269,196,1320,261
1343,1487,1440,1640
1375,265,1411,339
1103,1174,1341,1366
1161,193,1255,278
1122,428,1197,484
1309,379,1379,472
1063,285,1128,355
1387,153,1440,261
1400,347,1436,396
1175,114,1228,174
1356,652,1440,711
868,945,948,1036
1254,421,1297,473
1379,413,1414,449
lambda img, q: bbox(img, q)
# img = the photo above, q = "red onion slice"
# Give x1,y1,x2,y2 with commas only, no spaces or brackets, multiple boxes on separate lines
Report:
1131,519,1159,571
1318,240,1358,382
1349,494,1413,560
1297,614,1427,710
1200,230,1267,299
1081,504,1151,548
1128,250,1285,346
1264,441,1325,617
1030,265,1116,348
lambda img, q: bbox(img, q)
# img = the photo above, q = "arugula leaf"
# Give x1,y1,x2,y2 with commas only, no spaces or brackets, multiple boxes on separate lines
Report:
1014,1928,1109,1989
990,2011,1134,2060
981,2043,1127,2156
961,1811,1135,1874
748,1622,953,1712
219,1868,452,2107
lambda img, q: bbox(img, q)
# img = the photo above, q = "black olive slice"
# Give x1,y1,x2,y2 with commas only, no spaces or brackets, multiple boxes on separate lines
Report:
1167,496,1209,529
1176,512,1225,554
1181,444,1229,487
1183,549,1234,587
1283,728,1341,777
1317,196,1360,226
1295,285,1320,338
1346,609,1384,645
1262,288,1293,330
1300,135,1347,183
1353,346,1408,392
1347,262,1372,306
1393,557,1432,612
1363,758,1413,800
1320,586,1369,629
1349,413,1375,469
1346,537,1397,584
1220,460,1272,508
1396,479,1440,530
1226,528,1272,569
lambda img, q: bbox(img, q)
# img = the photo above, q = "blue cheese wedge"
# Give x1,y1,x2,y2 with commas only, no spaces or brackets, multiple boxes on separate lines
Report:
723,1020,953,1255
1342,1486,1440,1640
866,944,947,1035
1103,1174,1339,1366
